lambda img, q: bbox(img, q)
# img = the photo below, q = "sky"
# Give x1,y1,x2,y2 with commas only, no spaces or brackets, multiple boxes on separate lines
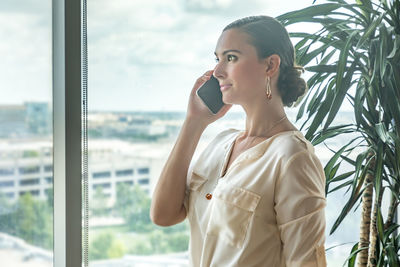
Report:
0,0,327,112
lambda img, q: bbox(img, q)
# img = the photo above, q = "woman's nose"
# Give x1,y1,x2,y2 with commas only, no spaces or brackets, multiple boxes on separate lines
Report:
213,63,225,80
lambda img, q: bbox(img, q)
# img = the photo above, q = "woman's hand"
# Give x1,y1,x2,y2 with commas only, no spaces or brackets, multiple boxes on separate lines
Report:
186,70,232,126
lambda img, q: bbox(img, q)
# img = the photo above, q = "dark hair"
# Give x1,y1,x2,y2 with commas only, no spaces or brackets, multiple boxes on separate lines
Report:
223,16,307,107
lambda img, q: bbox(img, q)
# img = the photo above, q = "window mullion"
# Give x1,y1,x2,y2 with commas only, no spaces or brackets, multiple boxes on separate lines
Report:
53,0,82,266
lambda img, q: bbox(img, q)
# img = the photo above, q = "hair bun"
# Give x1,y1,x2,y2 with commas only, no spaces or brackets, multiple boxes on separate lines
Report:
278,65,307,107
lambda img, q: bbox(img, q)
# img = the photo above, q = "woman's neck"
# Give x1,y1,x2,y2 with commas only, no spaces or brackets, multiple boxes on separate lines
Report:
242,101,295,138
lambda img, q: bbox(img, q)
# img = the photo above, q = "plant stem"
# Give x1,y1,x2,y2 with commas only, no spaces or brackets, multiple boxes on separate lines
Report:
384,192,397,230
358,155,375,267
367,186,383,267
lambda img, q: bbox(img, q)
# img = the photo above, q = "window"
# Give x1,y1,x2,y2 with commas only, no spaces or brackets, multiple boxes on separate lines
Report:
20,190,40,197
4,192,14,198
116,169,134,176
137,168,149,175
93,183,111,189
0,181,14,187
44,165,53,173
20,179,40,186
0,1,53,266
85,1,335,265
0,168,14,176
84,1,368,265
137,178,149,185
19,166,40,175
92,171,111,179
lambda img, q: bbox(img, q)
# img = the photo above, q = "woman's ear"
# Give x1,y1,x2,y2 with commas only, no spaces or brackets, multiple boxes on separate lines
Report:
265,54,281,76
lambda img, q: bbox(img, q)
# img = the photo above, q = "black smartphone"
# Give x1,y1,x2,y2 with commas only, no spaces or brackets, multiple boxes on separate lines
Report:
196,76,225,115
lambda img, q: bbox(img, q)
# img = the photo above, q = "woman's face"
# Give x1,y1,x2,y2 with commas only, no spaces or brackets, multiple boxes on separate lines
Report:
213,29,268,105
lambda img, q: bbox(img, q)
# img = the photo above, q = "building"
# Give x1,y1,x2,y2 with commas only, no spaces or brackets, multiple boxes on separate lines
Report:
0,102,51,138
0,105,27,138
0,139,52,200
24,102,51,135
0,138,170,204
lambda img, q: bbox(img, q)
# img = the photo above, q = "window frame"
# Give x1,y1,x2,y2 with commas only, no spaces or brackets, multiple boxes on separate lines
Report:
53,0,82,266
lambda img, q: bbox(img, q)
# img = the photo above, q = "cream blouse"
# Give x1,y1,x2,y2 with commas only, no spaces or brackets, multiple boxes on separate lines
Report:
184,129,327,267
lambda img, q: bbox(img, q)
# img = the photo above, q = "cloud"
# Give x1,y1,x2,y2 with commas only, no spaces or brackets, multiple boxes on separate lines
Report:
0,0,51,27
182,0,276,15
0,0,49,14
0,0,322,110
0,12,52,104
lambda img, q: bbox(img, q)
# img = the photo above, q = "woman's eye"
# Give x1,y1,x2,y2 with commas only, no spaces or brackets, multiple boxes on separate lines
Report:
227,55,237,61
215,57,219,63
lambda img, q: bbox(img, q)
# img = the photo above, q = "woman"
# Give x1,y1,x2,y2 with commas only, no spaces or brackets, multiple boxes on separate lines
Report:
150,16,327,267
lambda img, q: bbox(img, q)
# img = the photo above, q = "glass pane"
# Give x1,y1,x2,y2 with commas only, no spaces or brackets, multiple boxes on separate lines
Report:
87,1,359,265
0,1,53,267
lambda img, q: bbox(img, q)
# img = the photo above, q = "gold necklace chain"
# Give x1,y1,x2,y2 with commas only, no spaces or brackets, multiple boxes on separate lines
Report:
205,115,288,200
240,115,287,151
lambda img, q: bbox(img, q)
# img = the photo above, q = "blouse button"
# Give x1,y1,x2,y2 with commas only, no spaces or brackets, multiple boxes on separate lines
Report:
205,193,212,200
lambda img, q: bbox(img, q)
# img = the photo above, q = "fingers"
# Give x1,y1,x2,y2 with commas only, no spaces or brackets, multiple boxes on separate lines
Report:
203,70,214,79
191,70,215,94
198,70,214,82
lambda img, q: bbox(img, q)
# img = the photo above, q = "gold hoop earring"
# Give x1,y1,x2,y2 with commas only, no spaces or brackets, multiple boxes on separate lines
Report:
266,76,272,100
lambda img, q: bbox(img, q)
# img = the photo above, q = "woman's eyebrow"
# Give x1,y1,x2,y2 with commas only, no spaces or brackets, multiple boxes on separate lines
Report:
214,49,242,57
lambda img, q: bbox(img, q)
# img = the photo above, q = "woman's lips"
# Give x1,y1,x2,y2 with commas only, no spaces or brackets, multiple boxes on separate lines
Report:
220,84,232,91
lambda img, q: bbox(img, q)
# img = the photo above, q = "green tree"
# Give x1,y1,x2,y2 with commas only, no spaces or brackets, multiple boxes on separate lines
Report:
46,187,54,209
0,192,14,233
167,231,190,252
8,193,53,249
22,150,40,158
91,186,110,217
115,183,152,232
107,239,126,259
149,230,171,254
128,238,153,255
89,231,114,260
278,0,400,265
160,220,189,234
129,241,153,255
89,231,126,260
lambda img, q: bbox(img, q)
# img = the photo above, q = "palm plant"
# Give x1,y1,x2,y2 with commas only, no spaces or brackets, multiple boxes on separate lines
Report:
277,0,400,266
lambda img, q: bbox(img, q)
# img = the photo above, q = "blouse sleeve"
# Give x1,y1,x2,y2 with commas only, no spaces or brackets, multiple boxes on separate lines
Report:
183,161,195,216
274,150,327,267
